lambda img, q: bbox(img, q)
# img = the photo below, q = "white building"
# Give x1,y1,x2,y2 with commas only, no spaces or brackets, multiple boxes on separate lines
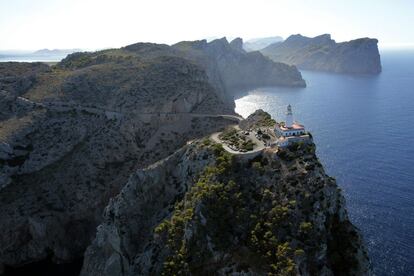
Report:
274,105,309,147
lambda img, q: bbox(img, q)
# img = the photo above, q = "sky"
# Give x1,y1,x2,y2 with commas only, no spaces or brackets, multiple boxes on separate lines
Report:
0,0,413,51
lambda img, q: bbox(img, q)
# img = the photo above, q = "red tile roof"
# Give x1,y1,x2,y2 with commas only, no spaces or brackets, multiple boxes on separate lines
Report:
279,122,305,131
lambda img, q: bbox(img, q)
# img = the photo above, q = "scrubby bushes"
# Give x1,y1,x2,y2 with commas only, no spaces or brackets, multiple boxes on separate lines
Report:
219,127,256,152
153,143,323,275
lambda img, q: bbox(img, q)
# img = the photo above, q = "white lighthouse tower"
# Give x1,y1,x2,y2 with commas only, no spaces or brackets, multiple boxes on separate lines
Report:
285,104,293,128
274,104,309,147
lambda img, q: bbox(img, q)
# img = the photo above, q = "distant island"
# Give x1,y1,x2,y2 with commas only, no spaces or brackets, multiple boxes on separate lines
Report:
32,48,82,56
261,34,382,74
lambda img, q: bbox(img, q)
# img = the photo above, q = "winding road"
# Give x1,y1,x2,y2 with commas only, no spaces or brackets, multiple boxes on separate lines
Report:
16,96,265,155
16,96,244,122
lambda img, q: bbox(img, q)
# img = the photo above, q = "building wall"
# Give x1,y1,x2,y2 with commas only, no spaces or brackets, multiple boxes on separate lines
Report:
275,127,305,137
277,135,311,147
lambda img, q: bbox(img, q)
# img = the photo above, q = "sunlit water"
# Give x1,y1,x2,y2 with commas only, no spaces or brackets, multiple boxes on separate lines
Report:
0,54,65,62
235,50,414,276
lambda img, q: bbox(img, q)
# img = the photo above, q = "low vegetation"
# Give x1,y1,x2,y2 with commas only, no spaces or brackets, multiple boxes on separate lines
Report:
153,143,327,275
257,112,277,127
219,128,256,152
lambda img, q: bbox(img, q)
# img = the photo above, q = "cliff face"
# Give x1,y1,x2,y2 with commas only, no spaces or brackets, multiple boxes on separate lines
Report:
172,37,306,91
81,133,371,275
261,34,382,74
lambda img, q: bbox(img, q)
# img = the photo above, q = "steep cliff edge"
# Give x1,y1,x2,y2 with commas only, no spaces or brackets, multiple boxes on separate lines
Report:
81,113,371,276
261,34,381,74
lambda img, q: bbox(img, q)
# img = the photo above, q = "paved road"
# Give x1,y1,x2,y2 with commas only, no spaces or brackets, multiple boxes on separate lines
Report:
17,96,244,122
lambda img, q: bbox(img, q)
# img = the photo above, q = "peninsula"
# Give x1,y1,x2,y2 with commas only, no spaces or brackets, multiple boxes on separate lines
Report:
261,34,382,74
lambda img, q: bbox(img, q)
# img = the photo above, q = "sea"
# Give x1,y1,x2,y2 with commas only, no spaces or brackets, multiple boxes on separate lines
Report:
0,53,67,63
235,50,414,276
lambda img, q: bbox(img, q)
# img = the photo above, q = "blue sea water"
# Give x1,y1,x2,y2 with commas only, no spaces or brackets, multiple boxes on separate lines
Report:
235,50,414,276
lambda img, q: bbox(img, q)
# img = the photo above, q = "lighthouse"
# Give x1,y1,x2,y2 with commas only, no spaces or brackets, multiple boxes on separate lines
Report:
285,104,293,128
274,104,310,147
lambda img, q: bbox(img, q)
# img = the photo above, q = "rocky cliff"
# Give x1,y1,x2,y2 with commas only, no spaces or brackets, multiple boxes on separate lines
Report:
261,34,382,74
80,114,371,275
172,37,306,91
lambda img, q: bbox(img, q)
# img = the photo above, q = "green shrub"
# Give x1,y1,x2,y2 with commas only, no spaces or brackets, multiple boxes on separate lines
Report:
299,221,313,234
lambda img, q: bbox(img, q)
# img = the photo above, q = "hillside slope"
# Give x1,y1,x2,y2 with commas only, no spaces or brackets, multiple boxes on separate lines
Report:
0,55,235,273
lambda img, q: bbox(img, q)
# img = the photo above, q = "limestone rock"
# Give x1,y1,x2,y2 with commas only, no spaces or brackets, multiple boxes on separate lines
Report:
81,136,371,275
172,38,306,91
261,34,382,74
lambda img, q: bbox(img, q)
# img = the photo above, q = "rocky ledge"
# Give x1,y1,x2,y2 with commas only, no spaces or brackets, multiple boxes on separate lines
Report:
81,112,371,276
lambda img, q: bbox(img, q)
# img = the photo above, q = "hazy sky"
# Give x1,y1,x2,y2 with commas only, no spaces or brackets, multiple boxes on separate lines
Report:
1,0,413,50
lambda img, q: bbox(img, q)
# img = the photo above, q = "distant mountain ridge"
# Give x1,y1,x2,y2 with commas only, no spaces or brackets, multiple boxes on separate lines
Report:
32,48,82,56
243,36,283,51
171,37,305,91
261,34,382,74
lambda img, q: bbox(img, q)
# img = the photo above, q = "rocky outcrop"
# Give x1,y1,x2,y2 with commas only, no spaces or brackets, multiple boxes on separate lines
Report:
229,37,244,52
261,34,382,74
80,143,215,276
81,127,371,275
0,62,50,96
239,109,276,130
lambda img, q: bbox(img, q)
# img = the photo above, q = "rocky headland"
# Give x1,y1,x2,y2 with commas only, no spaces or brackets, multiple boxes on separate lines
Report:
261,34,382,74
0,40,369,275
80,111,371,275
171,37,306,90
